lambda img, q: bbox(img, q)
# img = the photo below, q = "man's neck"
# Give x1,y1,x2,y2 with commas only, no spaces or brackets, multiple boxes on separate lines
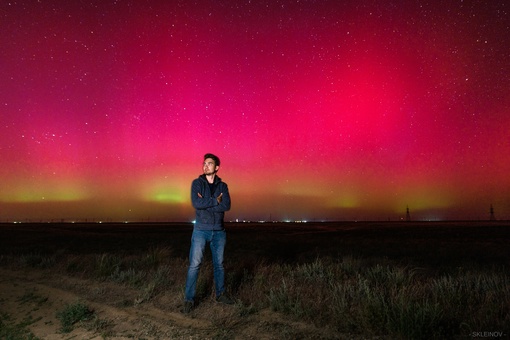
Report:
205,173,216,183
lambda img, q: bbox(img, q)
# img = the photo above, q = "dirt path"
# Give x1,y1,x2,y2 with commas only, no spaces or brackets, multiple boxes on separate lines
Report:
0,268,340,339
0,268,211,339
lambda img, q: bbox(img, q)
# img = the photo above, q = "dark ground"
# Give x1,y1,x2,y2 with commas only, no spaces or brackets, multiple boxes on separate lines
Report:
1,221,509,339
1,220,509,269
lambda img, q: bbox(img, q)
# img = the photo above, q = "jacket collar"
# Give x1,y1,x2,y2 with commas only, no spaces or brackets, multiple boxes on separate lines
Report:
199,174,221,184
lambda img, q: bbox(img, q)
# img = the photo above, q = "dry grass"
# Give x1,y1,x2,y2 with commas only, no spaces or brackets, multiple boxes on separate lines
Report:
1,221,509,339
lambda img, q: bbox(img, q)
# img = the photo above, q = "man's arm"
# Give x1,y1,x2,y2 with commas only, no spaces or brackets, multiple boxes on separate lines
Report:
207,183,231,212
190,180,218,209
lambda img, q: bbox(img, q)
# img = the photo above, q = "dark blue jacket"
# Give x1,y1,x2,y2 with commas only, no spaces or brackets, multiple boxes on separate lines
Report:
191,174,231,230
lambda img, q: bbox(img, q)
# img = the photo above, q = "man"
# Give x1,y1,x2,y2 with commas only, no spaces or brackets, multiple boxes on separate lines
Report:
182,153,233,313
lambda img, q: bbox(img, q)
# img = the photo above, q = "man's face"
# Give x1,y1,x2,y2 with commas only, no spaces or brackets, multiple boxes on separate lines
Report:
203,158,218,175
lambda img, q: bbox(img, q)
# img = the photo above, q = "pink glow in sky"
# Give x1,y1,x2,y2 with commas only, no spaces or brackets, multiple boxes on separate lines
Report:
1,1,509,222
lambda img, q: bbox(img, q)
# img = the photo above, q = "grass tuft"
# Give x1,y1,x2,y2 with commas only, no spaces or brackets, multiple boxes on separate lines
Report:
0,313,41,340
56,301,94,333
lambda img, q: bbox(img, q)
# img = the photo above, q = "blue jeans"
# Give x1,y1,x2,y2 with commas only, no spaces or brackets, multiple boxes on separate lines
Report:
184,229,226,302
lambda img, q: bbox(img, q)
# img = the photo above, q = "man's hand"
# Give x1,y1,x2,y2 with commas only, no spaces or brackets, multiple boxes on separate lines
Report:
216,193,223,204
197,193,203,198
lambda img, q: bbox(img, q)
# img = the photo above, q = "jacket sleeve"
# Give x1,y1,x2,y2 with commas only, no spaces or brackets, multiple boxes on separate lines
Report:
191,179,218,210
207,182,231,212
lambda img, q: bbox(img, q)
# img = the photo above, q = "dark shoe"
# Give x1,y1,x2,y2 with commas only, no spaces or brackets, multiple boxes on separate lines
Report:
181,300,194,314
216,294,234,305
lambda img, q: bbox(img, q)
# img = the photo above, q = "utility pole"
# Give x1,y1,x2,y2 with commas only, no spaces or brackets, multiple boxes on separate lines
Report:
490,204,495,221
406,205,411,221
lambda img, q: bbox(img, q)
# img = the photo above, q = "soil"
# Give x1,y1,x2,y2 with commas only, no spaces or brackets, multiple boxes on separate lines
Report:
0,267,341,339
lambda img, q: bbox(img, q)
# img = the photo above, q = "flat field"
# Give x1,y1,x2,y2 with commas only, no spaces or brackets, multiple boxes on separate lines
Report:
2,221,509,264
0,221,509,339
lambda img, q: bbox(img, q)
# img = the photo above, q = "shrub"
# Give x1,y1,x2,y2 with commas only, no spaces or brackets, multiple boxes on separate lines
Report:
19,253,55,268
110,267,146,287
94,254,121,279
56,302,93,333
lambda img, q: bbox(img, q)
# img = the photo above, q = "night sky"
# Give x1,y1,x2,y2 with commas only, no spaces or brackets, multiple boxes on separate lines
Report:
1,1,509,222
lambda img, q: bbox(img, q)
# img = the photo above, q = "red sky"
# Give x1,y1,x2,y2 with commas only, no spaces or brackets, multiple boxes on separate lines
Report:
1,0,509,222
